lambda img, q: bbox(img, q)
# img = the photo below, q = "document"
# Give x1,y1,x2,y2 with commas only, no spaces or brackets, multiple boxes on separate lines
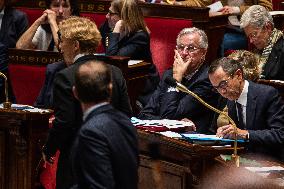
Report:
207,1,223,12
0,104,51,113
131,117,194,132
128,60,143,66
182,133,245,145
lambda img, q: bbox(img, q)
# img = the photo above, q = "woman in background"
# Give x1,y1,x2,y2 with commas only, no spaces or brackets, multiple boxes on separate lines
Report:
100,0,160,109
16,0,79,51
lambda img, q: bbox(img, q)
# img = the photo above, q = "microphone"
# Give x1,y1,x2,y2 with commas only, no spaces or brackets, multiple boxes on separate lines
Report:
165,76,240,167
0,72,11,109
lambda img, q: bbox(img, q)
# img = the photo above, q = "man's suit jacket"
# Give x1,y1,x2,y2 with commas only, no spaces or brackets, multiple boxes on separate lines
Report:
34,61,66,109
72,104,138,189
43,54,132,156
43,55,132,188
0,8,28,48
138,64,220,133
262,36,284,80
100,21,160,105
228,81,284,161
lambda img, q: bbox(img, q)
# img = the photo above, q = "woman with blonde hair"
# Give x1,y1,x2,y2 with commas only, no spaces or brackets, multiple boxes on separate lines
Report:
100,0,160,108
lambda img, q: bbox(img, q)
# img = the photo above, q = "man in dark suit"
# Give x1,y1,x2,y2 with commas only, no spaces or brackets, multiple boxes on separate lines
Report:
42,16,132,189
71,60,138,189
138,27,220,134
208,57,284,161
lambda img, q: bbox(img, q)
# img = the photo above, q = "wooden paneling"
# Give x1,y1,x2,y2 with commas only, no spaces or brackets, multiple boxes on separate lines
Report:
0,108,52,189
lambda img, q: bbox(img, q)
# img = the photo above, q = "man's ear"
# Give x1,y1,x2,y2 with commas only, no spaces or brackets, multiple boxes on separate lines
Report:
72,86,79,100
108,83,113,93
235,69,243,79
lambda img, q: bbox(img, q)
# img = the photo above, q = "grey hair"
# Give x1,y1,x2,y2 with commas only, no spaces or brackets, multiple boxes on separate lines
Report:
176,27,208,49
240,5,274,29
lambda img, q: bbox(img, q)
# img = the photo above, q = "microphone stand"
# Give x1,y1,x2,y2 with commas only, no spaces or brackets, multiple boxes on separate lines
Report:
175,82,240,167
0,72,12,109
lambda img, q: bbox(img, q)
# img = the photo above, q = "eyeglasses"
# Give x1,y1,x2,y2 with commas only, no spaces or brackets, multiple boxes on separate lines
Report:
247,28,263,40
176,44,200,53
107,10,119,16
212,77,231,93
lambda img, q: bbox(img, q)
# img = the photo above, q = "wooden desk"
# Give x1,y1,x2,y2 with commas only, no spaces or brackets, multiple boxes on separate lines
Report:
137,129,239,188
0,107,52,189
213,154,284,187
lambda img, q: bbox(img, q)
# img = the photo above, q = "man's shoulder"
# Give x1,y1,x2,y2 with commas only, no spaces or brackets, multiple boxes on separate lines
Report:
249,81,276,92
161,69,173,80
46,61,66,72
83,107,132,132
249,81,279,99
272,36,284,51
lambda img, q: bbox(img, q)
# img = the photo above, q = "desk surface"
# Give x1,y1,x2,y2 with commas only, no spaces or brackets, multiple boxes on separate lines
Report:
215,154,284,187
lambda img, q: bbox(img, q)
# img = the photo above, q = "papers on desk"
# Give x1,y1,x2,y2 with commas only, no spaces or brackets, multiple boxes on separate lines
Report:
0,104,50,113
182,134,245,145
245,166,284,186
245,166,284,173
270,11,284,16
207,1,223,12
131,117,194,132
128,60,143,66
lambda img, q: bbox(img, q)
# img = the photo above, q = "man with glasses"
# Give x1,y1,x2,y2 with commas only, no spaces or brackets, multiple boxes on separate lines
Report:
138,27,220,134
240,5,284,80
208,57,284,161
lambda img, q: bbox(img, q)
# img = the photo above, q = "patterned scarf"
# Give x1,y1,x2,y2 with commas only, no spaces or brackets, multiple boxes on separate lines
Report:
259,28,283,77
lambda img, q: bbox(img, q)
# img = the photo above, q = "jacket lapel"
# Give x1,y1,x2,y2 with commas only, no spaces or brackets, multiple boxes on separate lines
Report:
227,100,238,126
246,82,257,129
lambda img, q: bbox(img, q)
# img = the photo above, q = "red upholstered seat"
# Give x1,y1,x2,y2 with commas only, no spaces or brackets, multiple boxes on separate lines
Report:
8,64,46,105
144,17,192,76
16,8,43,26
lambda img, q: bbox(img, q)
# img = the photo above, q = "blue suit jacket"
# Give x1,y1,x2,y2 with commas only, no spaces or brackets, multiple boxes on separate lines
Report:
138,64,220,133
228,81,284,161
71,104,138,189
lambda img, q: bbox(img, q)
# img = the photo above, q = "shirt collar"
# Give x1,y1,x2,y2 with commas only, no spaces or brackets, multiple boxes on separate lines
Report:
83,102,109,121
73,53,87,62
0,7,5,17
236,80,249,106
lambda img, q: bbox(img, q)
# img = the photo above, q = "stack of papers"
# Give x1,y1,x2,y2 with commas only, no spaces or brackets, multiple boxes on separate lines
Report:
131,117,194,132
0,104,50,113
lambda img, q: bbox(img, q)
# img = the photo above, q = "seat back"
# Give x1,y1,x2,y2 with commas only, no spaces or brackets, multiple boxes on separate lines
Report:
272,0,284,10
16,7,43,26
144,17,192,76
8,64,46,105
8,49,62,105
